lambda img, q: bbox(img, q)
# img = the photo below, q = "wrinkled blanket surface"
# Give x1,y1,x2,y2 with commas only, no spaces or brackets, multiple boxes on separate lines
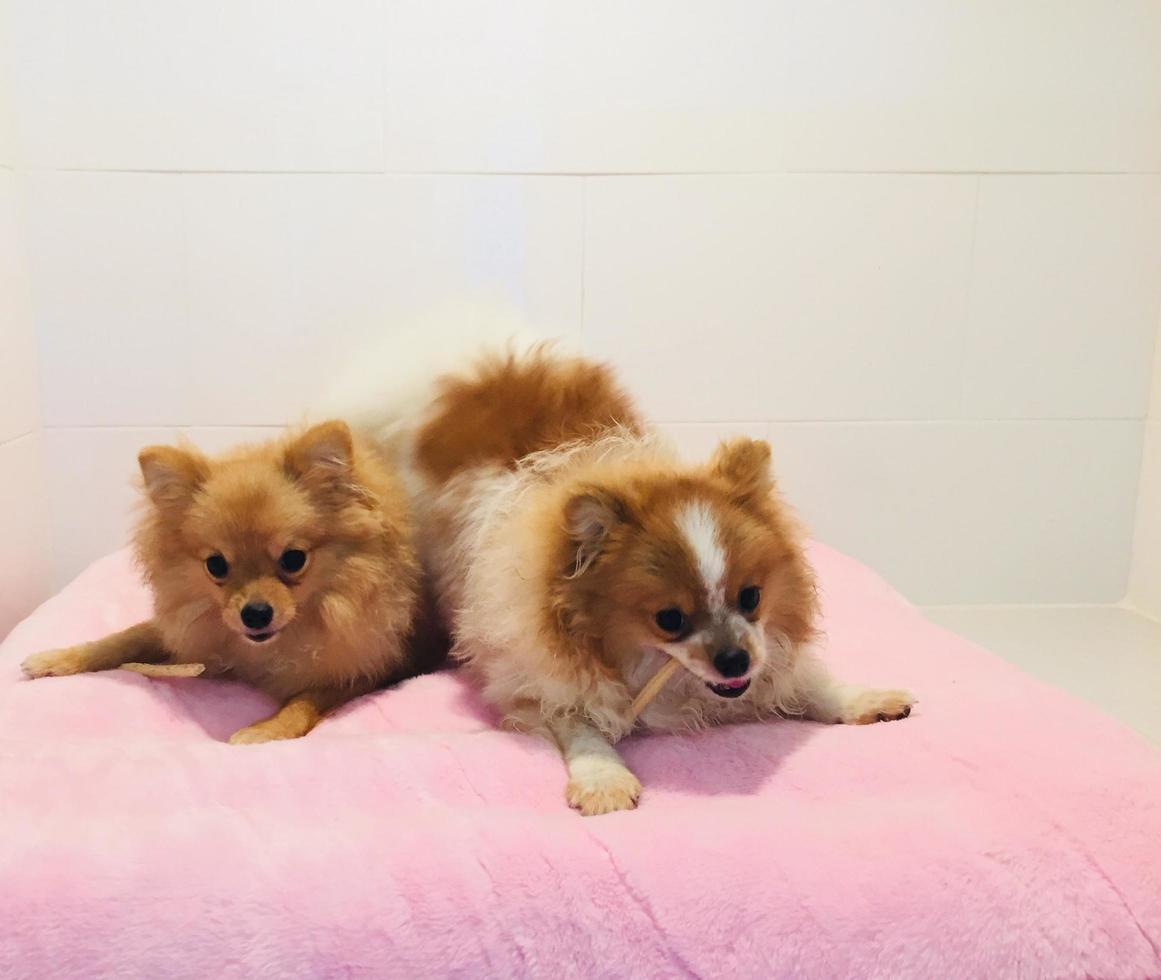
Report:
1,545,1159,979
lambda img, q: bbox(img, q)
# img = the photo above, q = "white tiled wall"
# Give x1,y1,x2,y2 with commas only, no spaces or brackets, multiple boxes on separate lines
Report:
961,177,1161,421
585,175,979,422
0,12,52,638
3,1,1160,610
763,421,1143,606
40,425,281,587
11,1,1160,174
24,172,581,427
7,0,386,172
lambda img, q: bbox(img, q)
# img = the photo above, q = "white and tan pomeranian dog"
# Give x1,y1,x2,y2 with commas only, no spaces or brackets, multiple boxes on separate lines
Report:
334,311,915,815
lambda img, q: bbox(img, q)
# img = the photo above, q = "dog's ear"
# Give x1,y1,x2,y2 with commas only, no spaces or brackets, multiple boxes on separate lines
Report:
138,445,209,512
564,486,632,577
709,437,774,504
285,421,354,497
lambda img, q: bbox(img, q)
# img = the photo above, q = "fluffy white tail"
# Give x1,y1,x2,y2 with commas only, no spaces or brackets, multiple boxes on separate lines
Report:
310,302,556,437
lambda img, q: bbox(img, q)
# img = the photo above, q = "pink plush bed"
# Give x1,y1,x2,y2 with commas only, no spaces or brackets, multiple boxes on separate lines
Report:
2,544,1159,979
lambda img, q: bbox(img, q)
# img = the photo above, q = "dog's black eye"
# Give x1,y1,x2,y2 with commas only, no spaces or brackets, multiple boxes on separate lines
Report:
738,586,761,613
654,608,687,635
279,549,308,574
204,554,229,581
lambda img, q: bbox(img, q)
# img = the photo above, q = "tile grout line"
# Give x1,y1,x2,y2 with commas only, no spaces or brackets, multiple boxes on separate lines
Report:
0,429,38,451
953,175,983,418
32,167,1161,178
1115,593,1161,625
43,424,285,432
921,602,1161,628
578,178,587,343
922,601,1133,611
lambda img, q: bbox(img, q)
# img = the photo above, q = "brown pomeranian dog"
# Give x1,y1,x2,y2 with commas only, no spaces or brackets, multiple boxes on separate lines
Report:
21,420,432,744
388,345,913,815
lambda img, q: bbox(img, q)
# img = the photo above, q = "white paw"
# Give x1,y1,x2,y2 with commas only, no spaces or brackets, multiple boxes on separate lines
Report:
841,687,915,725
21,647,87,679
566,758,642,816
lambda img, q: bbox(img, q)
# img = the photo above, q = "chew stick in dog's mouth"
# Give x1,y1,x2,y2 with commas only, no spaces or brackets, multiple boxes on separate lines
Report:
119,662,206,678
628,657,682,724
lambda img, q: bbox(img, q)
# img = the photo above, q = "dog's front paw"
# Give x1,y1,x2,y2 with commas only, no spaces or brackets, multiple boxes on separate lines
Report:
842,687,915,725
21,647,89,679
228,723,289,746
566,761,642,816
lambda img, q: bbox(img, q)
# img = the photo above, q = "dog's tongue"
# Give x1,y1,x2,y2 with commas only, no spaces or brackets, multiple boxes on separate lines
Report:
716,677,749,689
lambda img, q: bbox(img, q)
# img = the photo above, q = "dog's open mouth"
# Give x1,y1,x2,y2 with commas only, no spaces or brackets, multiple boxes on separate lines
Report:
707,677,751,699
243,630,278,644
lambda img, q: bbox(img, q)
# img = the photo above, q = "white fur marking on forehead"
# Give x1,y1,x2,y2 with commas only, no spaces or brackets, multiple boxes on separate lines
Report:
675,501,727,606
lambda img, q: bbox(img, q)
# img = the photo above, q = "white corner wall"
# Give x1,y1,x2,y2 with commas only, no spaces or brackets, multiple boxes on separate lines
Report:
0,2,51,638
1129,333,1161,619
3,2,1160,610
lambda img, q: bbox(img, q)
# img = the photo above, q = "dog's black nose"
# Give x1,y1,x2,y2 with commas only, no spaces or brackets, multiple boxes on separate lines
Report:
713,648,750,678
240,602,274,630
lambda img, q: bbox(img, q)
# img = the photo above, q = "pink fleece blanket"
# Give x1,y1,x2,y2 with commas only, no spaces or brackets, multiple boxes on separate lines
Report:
1,544,1159,979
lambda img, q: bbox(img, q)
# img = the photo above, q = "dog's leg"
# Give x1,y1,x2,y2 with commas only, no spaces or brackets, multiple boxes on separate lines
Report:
21,621,169,678
228,686,363,745
548,715,642,816
789,648,915,725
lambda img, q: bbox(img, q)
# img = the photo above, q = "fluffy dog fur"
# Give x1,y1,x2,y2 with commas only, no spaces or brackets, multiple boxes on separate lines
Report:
401,348,915,815
21,421,433,744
